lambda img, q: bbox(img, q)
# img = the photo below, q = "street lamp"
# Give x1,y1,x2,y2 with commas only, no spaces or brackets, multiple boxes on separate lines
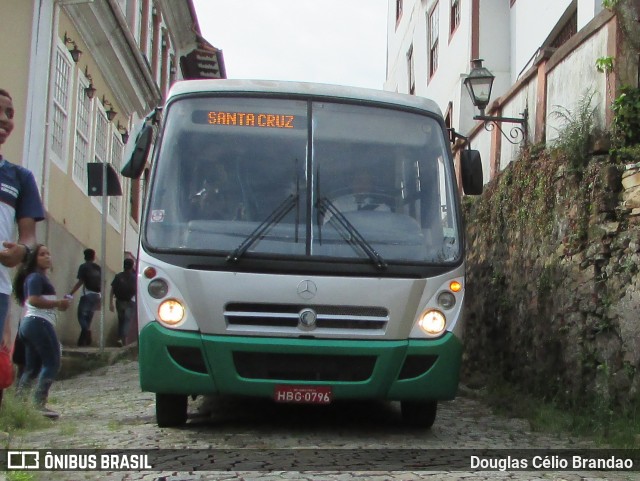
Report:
63,32,82,63
463,59,528,145
117,122,129,144
84,66,96,100
102,96,117,122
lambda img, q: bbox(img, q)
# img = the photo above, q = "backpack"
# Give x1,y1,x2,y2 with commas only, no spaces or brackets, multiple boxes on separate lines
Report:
112,271,136,301
84,263,102,292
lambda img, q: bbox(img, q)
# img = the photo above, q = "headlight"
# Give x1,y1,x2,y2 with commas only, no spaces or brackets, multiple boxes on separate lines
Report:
418,309,446,336
158,299,185,326
437,291,456,310
148,278,169,299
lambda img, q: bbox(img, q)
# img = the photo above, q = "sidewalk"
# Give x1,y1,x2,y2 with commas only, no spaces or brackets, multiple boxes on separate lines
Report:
59,342,138,379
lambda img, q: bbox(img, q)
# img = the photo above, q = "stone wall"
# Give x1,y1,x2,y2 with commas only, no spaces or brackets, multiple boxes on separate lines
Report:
462,146,640,409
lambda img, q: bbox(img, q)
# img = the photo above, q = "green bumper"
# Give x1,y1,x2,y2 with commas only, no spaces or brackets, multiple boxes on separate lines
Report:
139,322,462,401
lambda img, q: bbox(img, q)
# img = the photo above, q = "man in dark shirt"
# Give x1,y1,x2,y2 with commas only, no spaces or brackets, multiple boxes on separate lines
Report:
109,258,136,347
68,248,101,346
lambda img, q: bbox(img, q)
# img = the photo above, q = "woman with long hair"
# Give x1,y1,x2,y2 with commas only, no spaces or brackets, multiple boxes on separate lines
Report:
13,244,69,418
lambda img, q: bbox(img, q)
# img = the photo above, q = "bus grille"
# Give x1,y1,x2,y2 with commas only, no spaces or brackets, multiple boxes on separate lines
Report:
224,303,389,332
233,352,376,381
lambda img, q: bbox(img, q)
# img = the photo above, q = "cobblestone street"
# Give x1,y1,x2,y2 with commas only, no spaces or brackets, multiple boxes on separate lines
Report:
1,357,638,481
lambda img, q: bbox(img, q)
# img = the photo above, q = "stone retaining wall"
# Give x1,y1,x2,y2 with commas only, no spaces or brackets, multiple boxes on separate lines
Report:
462,147,640,409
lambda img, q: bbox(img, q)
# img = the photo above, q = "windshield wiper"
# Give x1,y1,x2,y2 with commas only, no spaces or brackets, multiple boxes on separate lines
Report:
317,196,387,270
226,194,298,263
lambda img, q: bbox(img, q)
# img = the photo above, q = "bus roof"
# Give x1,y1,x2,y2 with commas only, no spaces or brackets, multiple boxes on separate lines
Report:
165,79,443,118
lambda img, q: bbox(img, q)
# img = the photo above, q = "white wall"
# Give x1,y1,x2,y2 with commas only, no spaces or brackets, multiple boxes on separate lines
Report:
385,0,418,94
385,0,475,123
499,79,537,170
546,27,608,144
384,0,610,184
577,0,604,29
510,0,573,81
422,0,474,126
509,0,603,83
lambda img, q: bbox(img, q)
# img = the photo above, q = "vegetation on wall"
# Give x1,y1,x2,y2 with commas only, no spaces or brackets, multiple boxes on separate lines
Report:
612,86,640,147
601,0,621,9
461,81,640,445
460,0,640,450
550,91,600,172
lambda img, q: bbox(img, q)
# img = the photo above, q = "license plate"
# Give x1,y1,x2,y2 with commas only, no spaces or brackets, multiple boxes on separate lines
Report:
273,385,332,404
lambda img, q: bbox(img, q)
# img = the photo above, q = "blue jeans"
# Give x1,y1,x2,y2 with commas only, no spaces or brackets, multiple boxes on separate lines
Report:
78,293,100,331
115,299,135,342
17,316,60,406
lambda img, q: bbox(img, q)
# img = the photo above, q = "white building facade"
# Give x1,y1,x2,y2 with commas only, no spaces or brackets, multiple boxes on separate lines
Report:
1,0,225,346
385,0,620,182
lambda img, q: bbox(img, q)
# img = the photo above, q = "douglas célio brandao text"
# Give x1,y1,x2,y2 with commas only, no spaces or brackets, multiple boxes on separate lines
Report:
470,455,634,471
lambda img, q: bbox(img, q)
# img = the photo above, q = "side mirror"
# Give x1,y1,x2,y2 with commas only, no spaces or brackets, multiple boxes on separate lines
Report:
121,124,154,179
460,149,483,195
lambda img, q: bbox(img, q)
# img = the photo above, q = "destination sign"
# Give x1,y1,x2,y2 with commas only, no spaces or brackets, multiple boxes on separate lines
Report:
192,110,297,129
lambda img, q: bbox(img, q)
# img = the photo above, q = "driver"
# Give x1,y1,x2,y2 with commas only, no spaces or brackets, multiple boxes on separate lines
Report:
332,169,391,213
191,160,241,220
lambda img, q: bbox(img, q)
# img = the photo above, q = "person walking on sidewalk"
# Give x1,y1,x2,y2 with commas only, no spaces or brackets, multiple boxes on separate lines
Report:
13,244,70,418
109,258,136,347
0,88,45,408
68,248,101,346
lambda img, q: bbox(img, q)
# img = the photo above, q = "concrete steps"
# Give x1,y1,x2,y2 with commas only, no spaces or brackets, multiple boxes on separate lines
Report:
59,343,138,379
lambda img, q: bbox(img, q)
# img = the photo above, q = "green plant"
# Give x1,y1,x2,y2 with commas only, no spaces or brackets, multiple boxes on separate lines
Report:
7,472,37,481
595,56,614,74
482,375,640,447
601,0,621,9
550,90,599,172
611,144,640,163
611,86,640,147
0,390,50,436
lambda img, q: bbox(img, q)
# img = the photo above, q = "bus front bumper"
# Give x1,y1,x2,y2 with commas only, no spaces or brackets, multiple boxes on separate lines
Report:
139,322,462,401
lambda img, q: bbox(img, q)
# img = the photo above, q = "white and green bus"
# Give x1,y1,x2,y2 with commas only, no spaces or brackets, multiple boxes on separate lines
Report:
122,79,483,428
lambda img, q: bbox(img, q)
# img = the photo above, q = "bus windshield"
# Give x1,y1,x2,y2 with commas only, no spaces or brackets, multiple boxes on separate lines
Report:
145,96,461,265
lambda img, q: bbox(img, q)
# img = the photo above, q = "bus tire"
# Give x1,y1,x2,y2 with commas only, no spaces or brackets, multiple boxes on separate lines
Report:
400,400,437,429
156,393,188,427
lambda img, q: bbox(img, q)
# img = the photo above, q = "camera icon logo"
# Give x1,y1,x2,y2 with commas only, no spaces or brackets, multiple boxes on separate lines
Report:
7,451,39,469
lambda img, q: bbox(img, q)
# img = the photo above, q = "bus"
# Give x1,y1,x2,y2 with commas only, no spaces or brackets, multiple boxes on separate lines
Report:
121,79,483,428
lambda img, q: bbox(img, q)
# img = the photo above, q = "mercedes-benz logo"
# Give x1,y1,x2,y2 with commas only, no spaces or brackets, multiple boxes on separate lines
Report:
297,280,317,300
298,308,317,330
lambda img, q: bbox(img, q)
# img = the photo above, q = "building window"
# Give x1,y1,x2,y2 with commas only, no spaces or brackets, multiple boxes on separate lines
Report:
151,8,161,79
94,110,109,167
115,0,126,14
450,0,460,34
169,55,177,87
51,47,73,167
147,3,155,62
130,167,149,225
549,9,577,49
407,44,415,95
109,131,123,223
140,0,152,57
130,178,140,224
444,102,453,141
160,32,169,96
73,75,92,183
396,0,403,25
428,3,439,78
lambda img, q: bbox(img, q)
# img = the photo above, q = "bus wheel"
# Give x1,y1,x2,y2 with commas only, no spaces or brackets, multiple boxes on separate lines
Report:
156,393,188,427
400,400,437,429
